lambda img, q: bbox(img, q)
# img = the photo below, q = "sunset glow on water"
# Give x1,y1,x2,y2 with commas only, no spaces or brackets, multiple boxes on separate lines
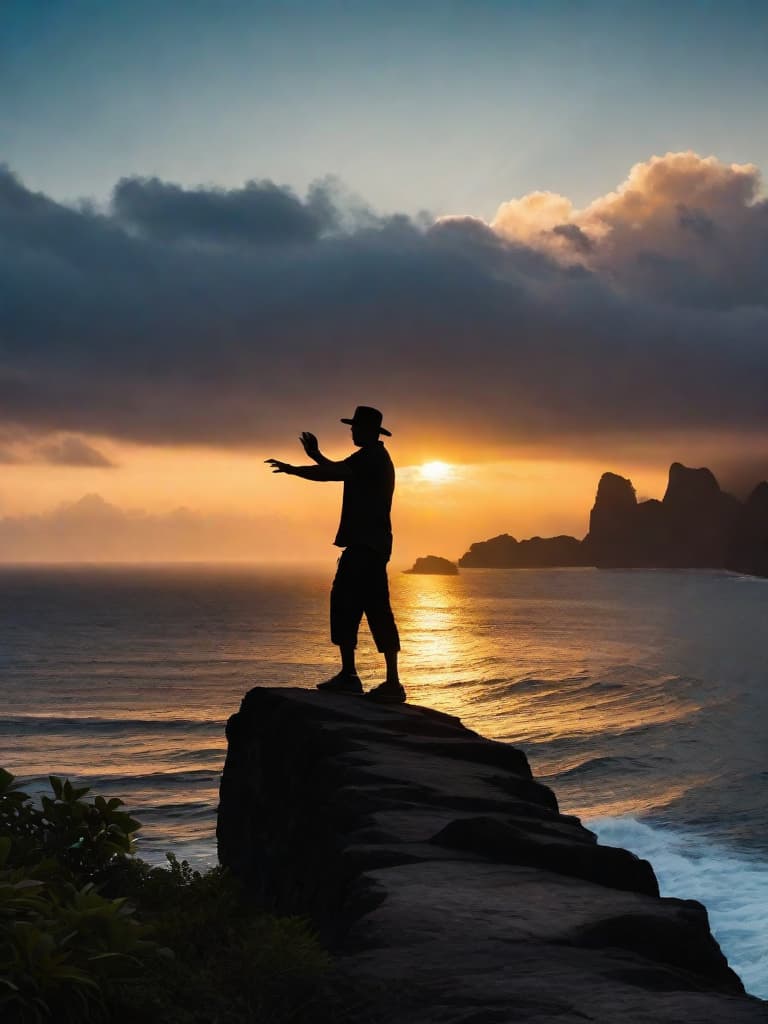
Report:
3,565,768,991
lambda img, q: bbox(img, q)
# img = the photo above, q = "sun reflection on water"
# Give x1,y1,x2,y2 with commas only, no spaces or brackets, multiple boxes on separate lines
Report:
391,569,709,819
3,564,752,862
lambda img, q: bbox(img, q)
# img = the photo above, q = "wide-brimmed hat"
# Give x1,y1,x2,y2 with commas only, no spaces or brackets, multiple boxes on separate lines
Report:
340,405,392,436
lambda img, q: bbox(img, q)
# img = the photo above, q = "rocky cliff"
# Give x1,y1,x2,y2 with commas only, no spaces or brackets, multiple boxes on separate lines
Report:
217,687,767,1023
457,463,768,576
585,462,764,571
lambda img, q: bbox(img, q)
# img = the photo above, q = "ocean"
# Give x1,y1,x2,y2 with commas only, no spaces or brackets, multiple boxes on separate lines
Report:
1,564,767,997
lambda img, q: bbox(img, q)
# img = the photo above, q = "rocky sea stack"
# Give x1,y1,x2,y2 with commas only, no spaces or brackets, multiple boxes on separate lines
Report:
217,687,766,1023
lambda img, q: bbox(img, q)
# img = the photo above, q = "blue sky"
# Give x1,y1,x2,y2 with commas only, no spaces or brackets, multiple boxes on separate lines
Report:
3,0,767,217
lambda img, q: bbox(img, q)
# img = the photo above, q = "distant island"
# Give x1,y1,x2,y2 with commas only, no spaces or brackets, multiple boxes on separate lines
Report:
460,534,586,568
451,462,768,578
404,554,458,575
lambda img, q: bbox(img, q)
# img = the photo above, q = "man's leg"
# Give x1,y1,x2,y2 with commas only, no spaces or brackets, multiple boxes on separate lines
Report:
340,643,358,677
319,550,364,694
362,551,406,703
384,649,400,686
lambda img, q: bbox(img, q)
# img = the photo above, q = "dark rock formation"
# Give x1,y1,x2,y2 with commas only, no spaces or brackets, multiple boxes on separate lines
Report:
459,533,588,568
585,462,765,573
458,462,768,578
584,473,640,566
217,687,766,1022
730,482,768,577
404,555,458,575
662,463,741,568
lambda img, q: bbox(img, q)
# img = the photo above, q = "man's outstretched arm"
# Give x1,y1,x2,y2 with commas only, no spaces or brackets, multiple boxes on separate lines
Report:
265,458,348,481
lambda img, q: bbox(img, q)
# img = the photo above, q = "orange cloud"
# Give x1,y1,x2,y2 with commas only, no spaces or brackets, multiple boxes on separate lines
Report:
490,152,766,304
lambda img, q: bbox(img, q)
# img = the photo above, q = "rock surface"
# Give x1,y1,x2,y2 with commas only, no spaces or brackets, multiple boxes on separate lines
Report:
217,687,767,1023
405,555,459,575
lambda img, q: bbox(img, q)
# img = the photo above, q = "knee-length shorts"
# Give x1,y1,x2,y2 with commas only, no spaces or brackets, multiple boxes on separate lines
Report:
330,545,400,653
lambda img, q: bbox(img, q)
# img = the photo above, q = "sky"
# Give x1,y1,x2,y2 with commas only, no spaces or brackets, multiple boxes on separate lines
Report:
1,0,767,564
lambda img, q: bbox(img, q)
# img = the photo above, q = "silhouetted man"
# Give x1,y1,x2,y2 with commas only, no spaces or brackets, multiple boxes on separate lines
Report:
266,406,405,703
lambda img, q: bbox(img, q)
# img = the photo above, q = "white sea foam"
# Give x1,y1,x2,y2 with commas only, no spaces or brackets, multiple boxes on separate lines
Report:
590,816,768,999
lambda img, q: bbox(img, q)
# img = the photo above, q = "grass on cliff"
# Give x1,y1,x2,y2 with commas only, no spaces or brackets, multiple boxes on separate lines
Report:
0,768,369,1024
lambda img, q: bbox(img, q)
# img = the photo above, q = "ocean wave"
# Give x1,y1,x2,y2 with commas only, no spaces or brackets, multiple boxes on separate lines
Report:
498,673,687,700
131,800,216,818
166,747,225,762
589,815,768,999
134,833,218,867
550,755,651,779
503,677,553,694
522,711,694,756
0,716,223,735
17,768,219,792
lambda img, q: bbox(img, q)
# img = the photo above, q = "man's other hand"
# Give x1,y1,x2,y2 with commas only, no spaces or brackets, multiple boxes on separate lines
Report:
265,459,293,474
300,432,320,459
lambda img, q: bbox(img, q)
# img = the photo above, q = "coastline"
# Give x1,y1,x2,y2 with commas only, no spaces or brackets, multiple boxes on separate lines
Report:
218,686,768,1023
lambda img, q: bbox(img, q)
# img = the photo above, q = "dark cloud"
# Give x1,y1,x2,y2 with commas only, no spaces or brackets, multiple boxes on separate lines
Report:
677,204,716,241
1,157,767,454
112,176,338,244
551,223,593,253
36,436,115,467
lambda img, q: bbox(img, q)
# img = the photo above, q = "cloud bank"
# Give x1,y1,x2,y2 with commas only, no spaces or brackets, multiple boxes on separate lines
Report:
1,153,767,454
0,494,309,562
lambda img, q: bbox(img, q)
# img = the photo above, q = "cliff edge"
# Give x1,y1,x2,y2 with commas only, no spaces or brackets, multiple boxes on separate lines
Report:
217,687,767,1023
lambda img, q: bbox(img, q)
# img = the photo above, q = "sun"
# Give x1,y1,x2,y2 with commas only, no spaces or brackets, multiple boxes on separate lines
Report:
419,460,453,483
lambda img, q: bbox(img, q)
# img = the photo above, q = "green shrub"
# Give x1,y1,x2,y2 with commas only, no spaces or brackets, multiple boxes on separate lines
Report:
0,771,165,1023
109,852,334,1023
0,768,139,885
0,770,345,1024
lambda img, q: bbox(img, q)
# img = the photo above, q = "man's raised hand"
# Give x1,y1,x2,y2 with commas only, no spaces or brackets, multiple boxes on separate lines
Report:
300,431,320,460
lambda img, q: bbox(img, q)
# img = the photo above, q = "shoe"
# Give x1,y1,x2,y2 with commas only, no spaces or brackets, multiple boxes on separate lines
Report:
316,672,363,695
365,681,407,704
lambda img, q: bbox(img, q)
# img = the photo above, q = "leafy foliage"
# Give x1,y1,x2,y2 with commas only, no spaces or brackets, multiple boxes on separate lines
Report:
111,854,335,1024
0,769,165,1022
0,768,139,883
0,769,354,1024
